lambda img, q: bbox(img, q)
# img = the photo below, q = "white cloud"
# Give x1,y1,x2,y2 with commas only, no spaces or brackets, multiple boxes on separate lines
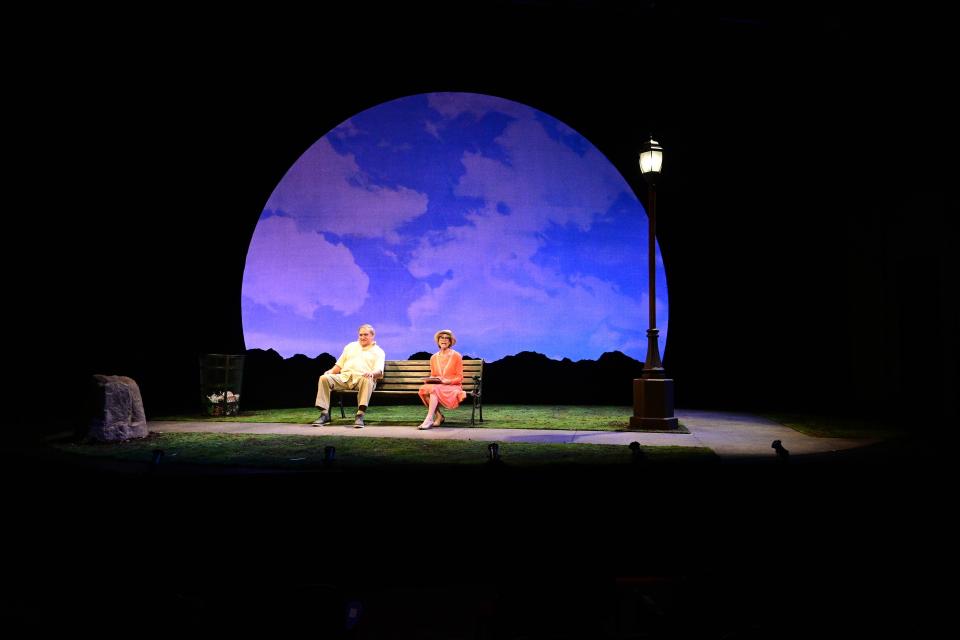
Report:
243,331,347,359
453,114,625,233
424,119,442,140
242,215,369,318
427,92,531,121
245,319,423,361
264,137,428,239
588,323,623,350
400,106,648,360
331,119,363,138
403,205,648,360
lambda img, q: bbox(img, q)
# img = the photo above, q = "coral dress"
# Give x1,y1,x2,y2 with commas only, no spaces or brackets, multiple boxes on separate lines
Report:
418,349,467,409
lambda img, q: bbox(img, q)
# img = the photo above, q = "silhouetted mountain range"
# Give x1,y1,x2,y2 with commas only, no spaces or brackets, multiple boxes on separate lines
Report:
485,350,644,405
241,350,336,410
239,349,646,409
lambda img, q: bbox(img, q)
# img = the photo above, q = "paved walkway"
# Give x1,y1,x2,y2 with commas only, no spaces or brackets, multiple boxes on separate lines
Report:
149,409,876,459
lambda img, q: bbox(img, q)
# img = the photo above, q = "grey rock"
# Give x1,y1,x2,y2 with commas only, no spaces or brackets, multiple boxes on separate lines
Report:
88,375,148,442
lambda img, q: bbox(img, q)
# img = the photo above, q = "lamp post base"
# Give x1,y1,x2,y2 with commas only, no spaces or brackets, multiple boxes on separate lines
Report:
630,378,679,430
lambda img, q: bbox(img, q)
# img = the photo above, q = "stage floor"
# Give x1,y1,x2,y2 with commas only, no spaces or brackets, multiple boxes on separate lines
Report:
149,409,877,460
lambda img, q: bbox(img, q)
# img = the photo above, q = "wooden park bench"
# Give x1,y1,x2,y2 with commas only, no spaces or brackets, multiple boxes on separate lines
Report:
333,359,484,425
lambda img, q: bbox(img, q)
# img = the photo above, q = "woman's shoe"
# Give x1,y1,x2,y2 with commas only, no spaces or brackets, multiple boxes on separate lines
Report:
433,412,445,427
417,420,433,430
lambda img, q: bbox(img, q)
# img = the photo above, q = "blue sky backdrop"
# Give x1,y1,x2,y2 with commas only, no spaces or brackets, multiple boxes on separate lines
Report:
242,92,668,361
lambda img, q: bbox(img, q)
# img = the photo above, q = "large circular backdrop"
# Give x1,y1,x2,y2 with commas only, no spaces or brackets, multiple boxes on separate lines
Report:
242,92,668,362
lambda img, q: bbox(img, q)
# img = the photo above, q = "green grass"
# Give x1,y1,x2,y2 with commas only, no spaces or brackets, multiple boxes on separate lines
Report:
153,404,687,432
52,431,716,471
764,413,907,439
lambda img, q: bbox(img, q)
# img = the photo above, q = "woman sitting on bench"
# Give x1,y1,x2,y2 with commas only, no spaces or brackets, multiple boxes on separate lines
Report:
417,329,466,429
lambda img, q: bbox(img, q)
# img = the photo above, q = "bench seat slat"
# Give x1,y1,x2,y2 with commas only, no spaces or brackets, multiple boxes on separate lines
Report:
383,368,483,374
341,384,480,392
385,361,483,367
379,378,481,384
353,389,481,395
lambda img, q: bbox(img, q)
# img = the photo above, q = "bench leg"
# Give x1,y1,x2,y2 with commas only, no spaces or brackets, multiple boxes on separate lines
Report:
471,395,483,425
339,394,345,418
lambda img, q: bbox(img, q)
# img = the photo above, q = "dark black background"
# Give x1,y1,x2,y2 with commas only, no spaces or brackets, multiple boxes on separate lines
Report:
13,3,956,424
6,3,956,635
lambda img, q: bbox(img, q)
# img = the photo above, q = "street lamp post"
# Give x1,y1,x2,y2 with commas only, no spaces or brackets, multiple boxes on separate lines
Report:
630,136,679,429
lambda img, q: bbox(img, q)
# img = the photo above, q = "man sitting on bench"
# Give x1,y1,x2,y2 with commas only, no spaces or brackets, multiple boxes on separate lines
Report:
312,323,385,428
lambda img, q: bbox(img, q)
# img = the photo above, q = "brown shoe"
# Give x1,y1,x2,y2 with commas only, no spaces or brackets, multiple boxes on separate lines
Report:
433,411,445,427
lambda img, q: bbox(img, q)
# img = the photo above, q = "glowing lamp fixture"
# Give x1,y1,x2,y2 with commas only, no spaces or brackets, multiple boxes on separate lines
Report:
638,136,664,183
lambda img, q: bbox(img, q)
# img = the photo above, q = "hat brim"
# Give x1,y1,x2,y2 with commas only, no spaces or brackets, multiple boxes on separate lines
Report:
434,331,456,346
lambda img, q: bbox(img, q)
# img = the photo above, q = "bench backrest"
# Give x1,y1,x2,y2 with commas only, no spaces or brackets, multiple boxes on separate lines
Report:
378,359,483,394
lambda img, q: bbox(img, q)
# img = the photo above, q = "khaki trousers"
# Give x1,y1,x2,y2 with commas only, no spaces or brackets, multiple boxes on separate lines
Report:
315,373,376,412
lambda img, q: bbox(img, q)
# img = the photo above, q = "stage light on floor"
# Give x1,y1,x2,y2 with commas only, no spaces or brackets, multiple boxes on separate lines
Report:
345,599,362,631
771,440,790,462
487,442,501,464
324,445,336,466
151,449,164,466
629,441,646,465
